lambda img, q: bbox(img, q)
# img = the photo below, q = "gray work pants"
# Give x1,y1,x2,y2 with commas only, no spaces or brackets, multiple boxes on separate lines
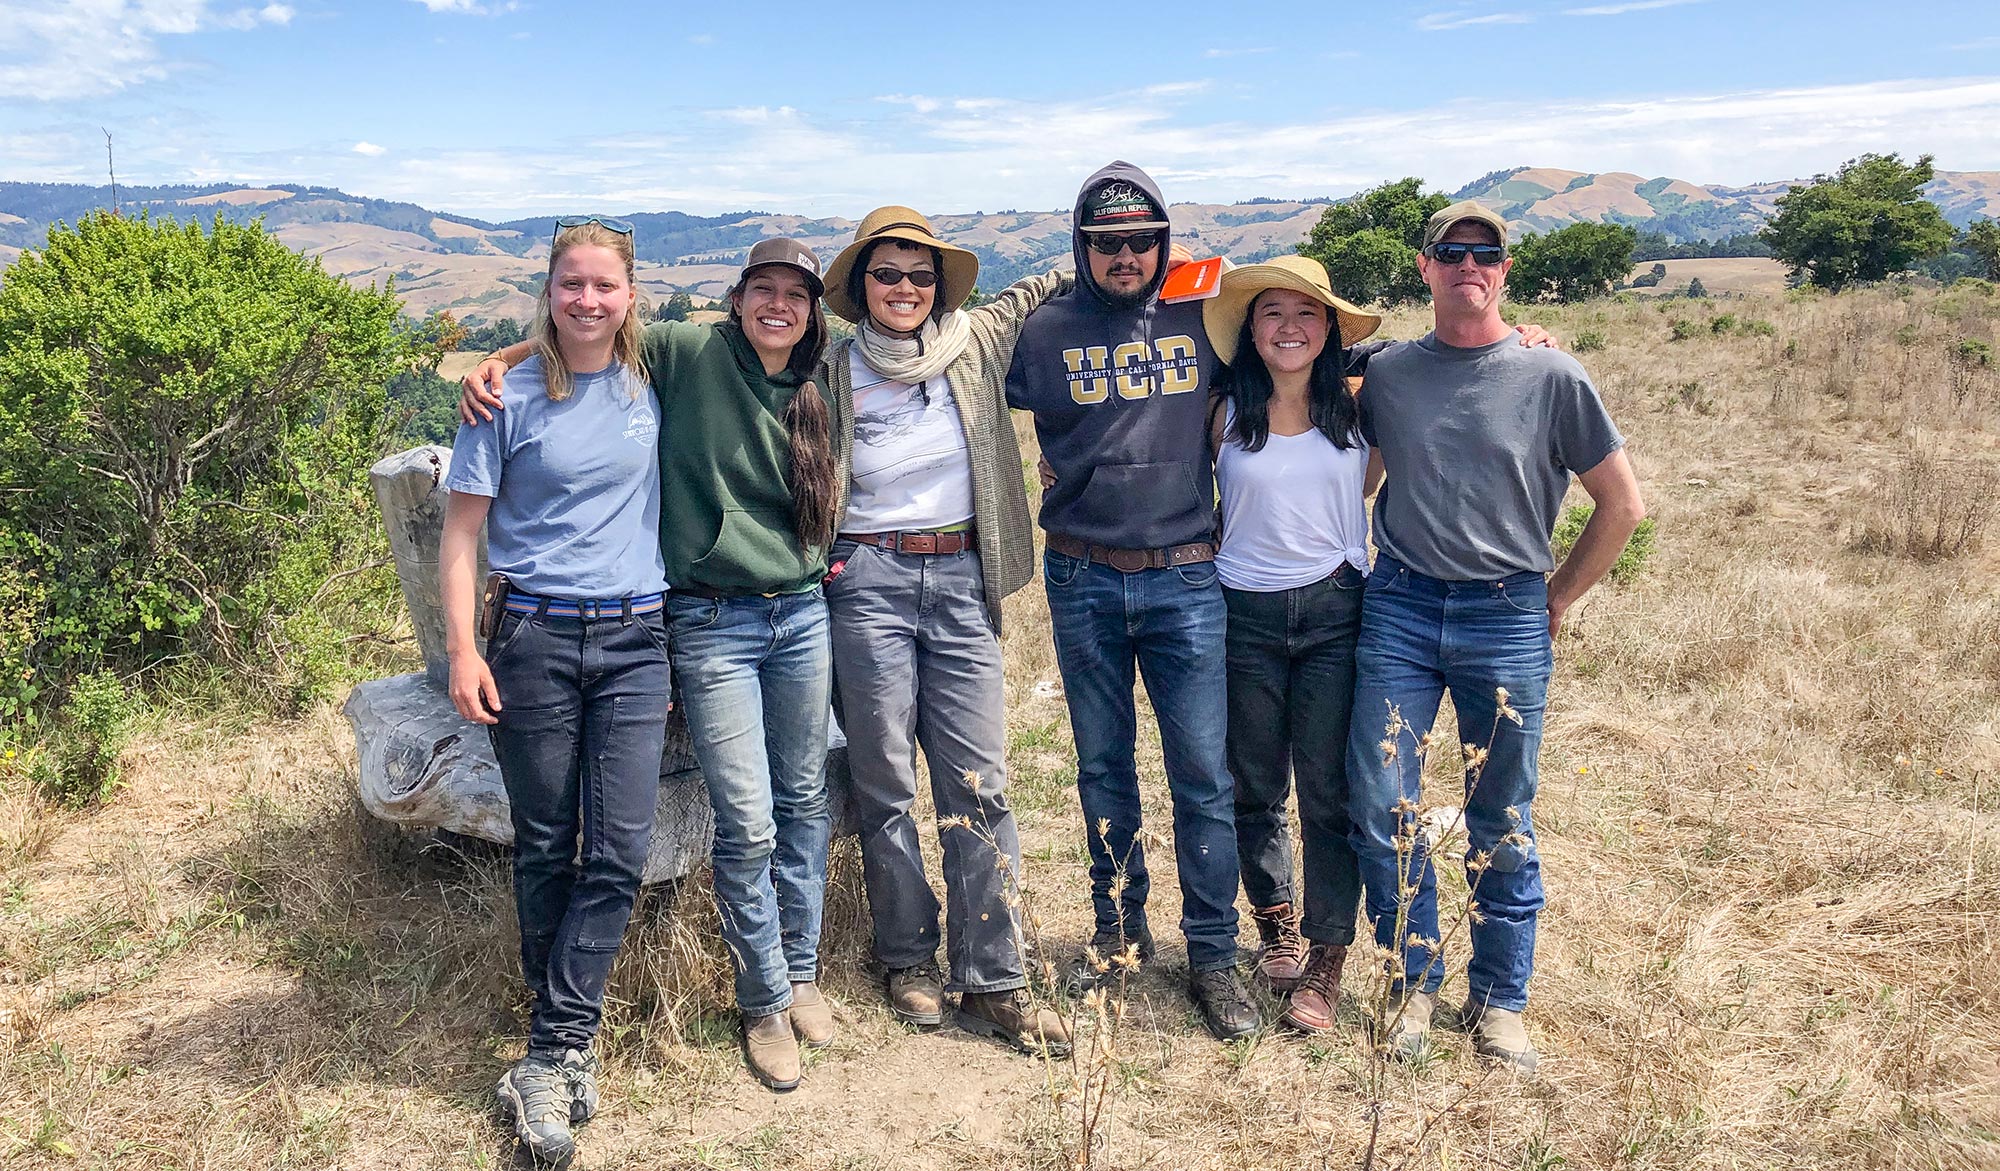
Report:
826,536,1025,993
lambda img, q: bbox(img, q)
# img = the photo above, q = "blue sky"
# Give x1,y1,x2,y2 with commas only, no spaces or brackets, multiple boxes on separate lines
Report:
2,0,1997,220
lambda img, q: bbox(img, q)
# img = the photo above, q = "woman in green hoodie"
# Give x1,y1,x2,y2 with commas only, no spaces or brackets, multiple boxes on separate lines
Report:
461,238,838,1094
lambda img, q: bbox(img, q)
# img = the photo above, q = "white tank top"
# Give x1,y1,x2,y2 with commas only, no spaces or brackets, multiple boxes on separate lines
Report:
1214,401,1371,592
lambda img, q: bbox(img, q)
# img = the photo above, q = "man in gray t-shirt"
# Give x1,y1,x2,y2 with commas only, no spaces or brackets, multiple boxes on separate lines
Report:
1347,200,1646,1076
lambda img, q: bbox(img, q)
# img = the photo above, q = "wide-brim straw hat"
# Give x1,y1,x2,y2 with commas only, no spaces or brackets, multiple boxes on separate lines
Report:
1202,254,1382,366
823,205,980,323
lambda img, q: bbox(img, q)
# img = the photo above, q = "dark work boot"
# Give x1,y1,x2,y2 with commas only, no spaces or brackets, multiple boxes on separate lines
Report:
1189,966,1260,1040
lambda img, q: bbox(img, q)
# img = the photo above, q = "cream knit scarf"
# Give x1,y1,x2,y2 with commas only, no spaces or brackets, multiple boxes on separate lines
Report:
854,310,973,389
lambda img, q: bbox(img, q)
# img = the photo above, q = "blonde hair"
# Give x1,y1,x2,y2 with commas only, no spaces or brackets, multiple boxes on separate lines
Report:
532,222,646,401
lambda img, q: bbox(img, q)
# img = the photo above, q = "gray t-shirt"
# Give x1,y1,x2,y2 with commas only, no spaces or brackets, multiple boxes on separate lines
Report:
445,354,668,598
1360,333,1623,581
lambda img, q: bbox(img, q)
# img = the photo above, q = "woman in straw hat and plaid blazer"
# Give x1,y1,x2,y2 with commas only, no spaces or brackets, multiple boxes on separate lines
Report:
815,206,1070,1055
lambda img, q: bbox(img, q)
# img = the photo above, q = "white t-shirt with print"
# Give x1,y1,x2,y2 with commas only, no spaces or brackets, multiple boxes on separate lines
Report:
842,347,976,533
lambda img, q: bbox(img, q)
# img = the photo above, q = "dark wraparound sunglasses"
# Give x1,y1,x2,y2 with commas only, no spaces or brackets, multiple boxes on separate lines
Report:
866,267,940,288
1426,242,1506,267
553,215,635,241
1084,231,1163,256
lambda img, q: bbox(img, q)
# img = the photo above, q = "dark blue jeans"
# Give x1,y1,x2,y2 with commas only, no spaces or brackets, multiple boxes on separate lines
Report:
1044,548,1240,973
667,591,831,1017
1224,566,1364,946
486,604,672,1056
1345,556,1550,1013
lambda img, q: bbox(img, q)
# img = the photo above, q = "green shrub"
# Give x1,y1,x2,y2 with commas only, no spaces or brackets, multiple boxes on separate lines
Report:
1895,323,1922,347
1669,318,1699,341
1954,338,1993,367
1574,330,1606,353
0,212,415,714
1741,319,1777,337
1710,313,1738,334
33,671,139,807
1552,504,1657,584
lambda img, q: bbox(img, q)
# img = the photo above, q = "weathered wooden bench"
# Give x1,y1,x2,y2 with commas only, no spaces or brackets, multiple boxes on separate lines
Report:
343,445,852,882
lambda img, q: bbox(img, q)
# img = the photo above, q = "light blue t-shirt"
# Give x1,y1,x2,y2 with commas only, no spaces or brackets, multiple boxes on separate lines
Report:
444,353,668,599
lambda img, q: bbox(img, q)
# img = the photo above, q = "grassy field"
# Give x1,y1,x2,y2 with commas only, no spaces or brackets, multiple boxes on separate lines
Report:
3,283,1998,1169
1625,257,1790,297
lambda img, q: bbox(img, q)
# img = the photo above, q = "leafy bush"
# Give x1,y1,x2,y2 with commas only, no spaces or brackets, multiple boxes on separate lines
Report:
1954,338,1993,368
1741,319,1776,337
0,211,415,714
1573,330,1607,353
1685,277,1709,299
1551,504,1657,584
31,671,138,807
1670,318,1699,341
1711,314,1738,334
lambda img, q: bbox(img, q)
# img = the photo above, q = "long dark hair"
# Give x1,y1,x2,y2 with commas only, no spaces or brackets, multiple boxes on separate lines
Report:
727,271,836,550
1220,296,1360,452
844,239,949,327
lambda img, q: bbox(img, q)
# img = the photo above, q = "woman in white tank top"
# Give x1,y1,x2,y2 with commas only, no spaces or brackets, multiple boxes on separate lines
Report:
1202,256,1385,1036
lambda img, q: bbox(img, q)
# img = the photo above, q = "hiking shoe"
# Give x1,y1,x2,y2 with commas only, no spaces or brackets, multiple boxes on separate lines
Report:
1189,966,1260,1040
789,981,836,1049
1065,921,1156,993
1250,903,1309,992
886,961,945,1027
1279,944,1348,1035
560,1048,599,1125
1380,990,1436,1062
1465,1004,1539,1075
495,1053,577,1168
742,1009,801,1092
957,987,1073,1058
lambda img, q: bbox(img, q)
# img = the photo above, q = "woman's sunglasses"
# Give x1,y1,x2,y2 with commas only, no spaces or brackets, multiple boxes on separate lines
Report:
866,267,940,289
1084,231,1163,256
1425,242,1506,267
553,215,635,241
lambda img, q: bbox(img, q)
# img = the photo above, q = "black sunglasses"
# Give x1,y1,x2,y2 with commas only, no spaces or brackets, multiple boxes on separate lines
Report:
553,215,635,241
1084,231,1163,256
1426,242,1506,267
865,267,940,289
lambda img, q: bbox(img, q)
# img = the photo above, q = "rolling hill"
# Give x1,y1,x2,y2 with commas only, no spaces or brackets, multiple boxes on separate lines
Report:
1,169,1994,323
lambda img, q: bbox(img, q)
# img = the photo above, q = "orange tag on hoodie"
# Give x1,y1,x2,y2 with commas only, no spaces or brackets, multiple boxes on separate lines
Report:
1160,257,1224,304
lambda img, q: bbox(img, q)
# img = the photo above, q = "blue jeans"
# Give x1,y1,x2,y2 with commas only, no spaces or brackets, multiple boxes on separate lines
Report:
1043,548,1240,972
667,591,832,1017
486,604,672,1055
1346,556,1550,1013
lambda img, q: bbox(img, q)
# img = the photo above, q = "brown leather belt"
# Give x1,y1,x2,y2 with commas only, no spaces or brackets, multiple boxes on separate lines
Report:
1045,532,1216,573
843,529,977,555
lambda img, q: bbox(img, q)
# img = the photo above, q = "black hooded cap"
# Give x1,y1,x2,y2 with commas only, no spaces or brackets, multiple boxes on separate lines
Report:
1072,160,1172,308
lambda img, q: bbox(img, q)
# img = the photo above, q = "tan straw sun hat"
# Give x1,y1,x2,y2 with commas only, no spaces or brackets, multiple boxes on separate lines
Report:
823,205,981,323
1202,254,1382,366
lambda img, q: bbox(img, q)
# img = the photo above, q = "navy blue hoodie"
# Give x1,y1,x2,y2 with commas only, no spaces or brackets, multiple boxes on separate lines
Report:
1005,161,1220,550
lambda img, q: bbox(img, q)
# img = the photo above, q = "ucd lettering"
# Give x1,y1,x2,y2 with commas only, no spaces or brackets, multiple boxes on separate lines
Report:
1063,335,1200,405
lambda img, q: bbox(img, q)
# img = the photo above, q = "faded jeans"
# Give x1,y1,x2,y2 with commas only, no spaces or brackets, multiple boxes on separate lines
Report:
1345,556,1550,1013
667,591,832,1017
827,538,1024,993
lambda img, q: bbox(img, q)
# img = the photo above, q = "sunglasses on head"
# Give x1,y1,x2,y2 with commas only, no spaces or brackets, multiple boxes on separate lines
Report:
865,267,940,289
1084,231,1163,256
553,215,635,241
1425,242,1506,267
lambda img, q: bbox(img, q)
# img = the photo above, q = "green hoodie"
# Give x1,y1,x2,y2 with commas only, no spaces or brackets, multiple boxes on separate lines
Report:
641,319,828,594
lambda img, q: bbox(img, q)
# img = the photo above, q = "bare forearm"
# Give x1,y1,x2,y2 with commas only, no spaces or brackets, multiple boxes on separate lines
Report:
490,340,534,368
1548,502,1642,611
439,498,487,658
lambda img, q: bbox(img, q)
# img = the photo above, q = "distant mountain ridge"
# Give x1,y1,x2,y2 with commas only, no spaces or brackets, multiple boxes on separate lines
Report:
2,169,1994,323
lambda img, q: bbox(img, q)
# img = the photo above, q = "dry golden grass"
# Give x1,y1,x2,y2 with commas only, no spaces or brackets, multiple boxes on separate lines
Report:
2,284,1997,1169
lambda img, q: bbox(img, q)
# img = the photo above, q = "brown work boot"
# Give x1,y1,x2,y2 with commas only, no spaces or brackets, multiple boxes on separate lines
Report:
741,1009,800,1092
1250,903,1309,992
1279,943,1347,1034
957,987,1073,1058
886,960,944,1027
1465,1004,1539,1075
789,981,835,1049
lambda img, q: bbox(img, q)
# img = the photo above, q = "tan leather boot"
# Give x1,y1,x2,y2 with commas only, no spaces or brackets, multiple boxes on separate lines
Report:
1279,943,1347,1034
1250,903,1309,992
788,981,835,1049
1465,1004,1539,1075
741,1009,800,1091
1381,989,1436,1062
957,988,1073,1058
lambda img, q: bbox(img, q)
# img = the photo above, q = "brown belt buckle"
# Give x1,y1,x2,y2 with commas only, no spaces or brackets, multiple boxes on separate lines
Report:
1106,548,1150,573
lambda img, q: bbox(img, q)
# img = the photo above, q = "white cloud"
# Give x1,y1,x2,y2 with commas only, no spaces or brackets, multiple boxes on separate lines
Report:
352,141,387,156
0,0,290,100
1203,47,1273,58
408,0,519,13
1417,10,1533,30
1565,0,1705,15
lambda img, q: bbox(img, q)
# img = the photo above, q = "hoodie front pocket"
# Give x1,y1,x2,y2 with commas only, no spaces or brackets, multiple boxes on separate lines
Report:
687,508,811,593
1067,461,1206,543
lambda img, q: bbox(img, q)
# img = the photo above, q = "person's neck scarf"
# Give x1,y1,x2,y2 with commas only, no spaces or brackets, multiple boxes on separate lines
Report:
854,310,972,391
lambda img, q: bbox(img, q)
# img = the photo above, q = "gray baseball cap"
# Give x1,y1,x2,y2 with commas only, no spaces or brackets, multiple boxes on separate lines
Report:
740,237,825,296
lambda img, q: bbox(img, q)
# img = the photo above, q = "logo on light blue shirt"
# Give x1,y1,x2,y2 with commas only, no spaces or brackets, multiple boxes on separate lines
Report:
623,404,658,445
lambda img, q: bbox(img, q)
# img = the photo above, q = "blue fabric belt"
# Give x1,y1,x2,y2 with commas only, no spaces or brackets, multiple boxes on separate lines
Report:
503,592,665,619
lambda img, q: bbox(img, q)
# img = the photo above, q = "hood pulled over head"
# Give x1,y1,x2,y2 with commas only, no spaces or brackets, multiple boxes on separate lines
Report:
1072,160,1171,309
